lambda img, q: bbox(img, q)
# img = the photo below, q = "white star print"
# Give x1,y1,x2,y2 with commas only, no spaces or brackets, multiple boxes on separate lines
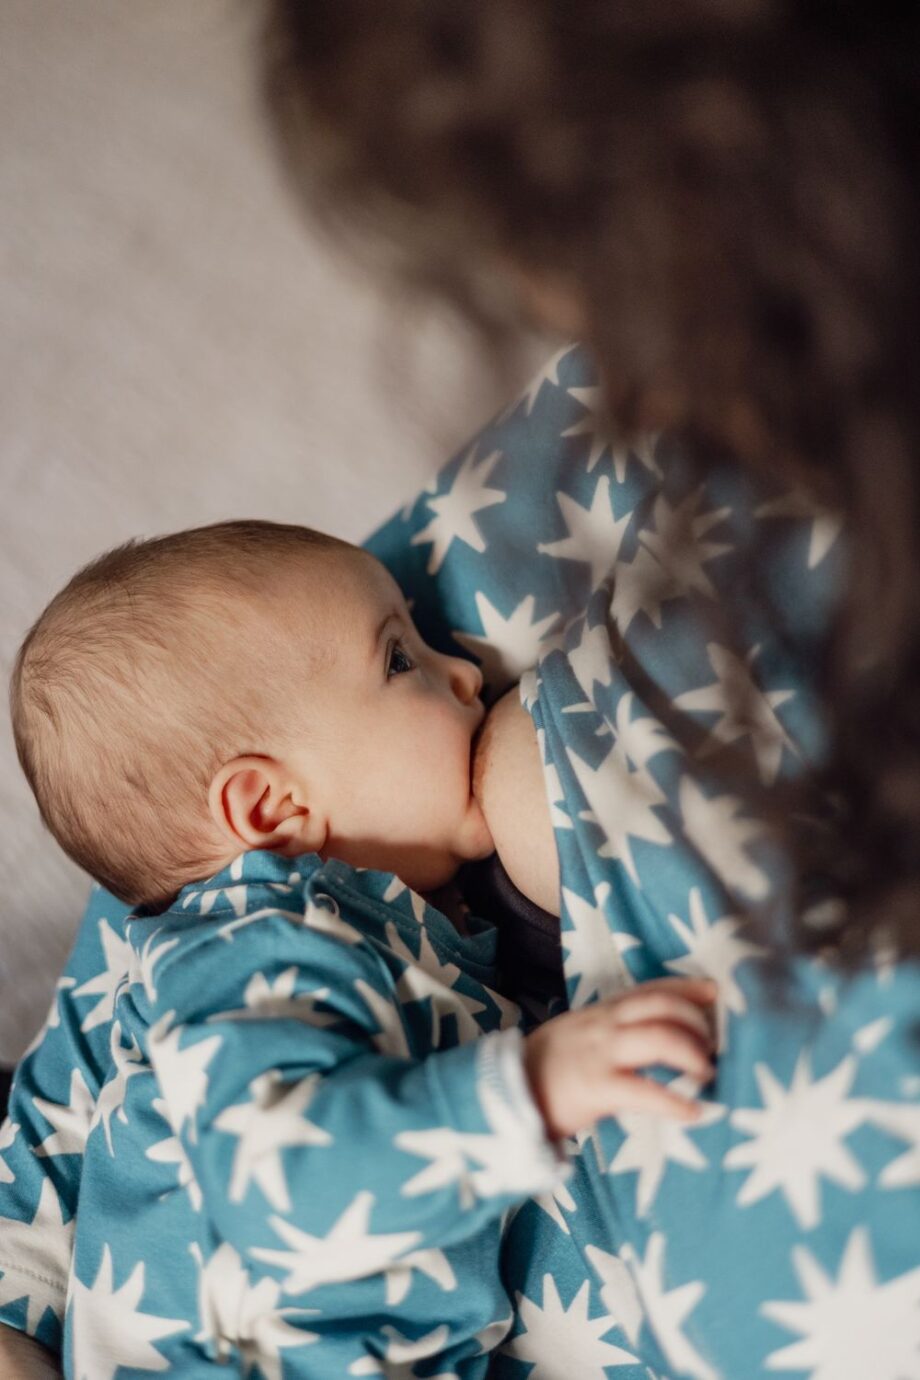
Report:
0,1120,18,1184
563,388,662,481
817,983,838,1016
183,869,249,919
22,975,77,1060
567,742,671,888
871,927,898,985
505,1275,639,1376
598,483,728,634
638,488,732,601
510,343,576,416
385,923,488,1044
400,470,440,522
34,1067,94,1159
208,967,340,1028
354,979,411,1057
566,611,617,702
190,1241,318,1380
410,445,506,574
538,475,632,589
184,853,248,908
724,1052,869,1228
621,1232,717,1380
584,1243,645,1349
610,541,682,635
214,1070,332,1212
531,1176,578,1234
213,903,304,943
608,484,731,635
674,643,797,785
761,1227,920,1380
863,1098,920,1189
394,1060,558,1207
604,1074,725,1216
133,929,180,1004
69,1244,188,1380
394,1122,481,1204
383,1247,457,1307
251,1190,421,1295
0,1179,73,1331
538,733,574,831
474,1312,513,1355
474,1075,563,1199
520,665,540,712
614,692,679,773
678,775,770,900
755,489,843,569
348,1323,452,1377
146,1097,202,1210
563,386,613,473
244,1309,321,1380
664,887,765,1041
73,918,134,1033
383,875,427,924
147,1012,222,1144
560,882,639,1008
301,893,365,945
852,1016,893,1055
452,591,560,695
90,1021,147,1154
625,432,663,480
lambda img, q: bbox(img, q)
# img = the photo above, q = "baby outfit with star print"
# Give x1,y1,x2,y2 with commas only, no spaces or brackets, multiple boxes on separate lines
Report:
11,850,566,1377
4,344,920,1380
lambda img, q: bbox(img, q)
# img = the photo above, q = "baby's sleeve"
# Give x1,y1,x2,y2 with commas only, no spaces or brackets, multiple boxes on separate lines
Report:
136,902,567,1301
0,887,133,1351
0,1087,75,1352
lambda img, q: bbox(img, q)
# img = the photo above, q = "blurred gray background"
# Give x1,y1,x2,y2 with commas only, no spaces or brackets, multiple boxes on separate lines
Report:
0,1,533,1063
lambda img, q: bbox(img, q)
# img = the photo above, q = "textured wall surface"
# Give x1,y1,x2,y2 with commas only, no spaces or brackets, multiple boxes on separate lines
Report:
0,2,527,1062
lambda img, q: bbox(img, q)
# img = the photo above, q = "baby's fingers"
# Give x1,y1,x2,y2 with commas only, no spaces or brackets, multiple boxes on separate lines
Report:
610,1021,715,1081
610,991,714,1047
606,1072,704,1123
631,976,718,1006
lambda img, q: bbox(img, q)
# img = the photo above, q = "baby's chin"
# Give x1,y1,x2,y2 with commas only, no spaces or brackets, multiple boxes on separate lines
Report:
400,821,494,895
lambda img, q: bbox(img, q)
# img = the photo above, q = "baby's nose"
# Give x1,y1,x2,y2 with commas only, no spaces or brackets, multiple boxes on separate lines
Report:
446,654,483,705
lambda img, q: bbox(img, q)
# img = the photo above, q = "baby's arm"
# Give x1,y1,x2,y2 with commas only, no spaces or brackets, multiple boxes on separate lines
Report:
142,904,715,1298
472,687,560,915
141,905,567,1289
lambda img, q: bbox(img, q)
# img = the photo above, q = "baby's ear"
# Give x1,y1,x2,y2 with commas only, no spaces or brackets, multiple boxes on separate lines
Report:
208,756,326,857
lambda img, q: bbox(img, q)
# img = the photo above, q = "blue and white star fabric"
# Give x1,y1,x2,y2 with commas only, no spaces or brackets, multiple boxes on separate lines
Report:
3,345,920,1379
2,851,564,1377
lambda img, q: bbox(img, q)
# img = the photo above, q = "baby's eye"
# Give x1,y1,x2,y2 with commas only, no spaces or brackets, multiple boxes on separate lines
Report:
387,640,416,678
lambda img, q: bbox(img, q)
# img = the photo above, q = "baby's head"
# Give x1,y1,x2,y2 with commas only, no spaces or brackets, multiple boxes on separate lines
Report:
11,520,492,909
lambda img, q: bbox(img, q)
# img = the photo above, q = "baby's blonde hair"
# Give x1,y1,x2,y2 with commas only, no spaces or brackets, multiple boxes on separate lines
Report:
11,520,348,908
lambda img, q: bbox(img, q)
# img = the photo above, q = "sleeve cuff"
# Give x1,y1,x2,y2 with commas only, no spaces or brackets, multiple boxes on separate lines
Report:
474,1028,572,1196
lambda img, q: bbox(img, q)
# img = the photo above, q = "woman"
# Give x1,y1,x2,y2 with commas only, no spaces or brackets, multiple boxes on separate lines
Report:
259,5,920,1376
262,0,920,967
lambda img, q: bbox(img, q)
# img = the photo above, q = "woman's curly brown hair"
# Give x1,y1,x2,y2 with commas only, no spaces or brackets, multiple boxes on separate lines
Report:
262,0,920,964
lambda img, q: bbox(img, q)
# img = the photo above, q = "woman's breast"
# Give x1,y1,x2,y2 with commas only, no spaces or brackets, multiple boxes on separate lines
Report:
471,685,561,917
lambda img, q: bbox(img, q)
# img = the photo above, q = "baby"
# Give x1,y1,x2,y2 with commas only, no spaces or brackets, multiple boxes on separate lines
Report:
9,519,716,1376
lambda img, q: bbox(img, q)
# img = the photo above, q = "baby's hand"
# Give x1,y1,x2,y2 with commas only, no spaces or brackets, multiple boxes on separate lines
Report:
523,977,718,1140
